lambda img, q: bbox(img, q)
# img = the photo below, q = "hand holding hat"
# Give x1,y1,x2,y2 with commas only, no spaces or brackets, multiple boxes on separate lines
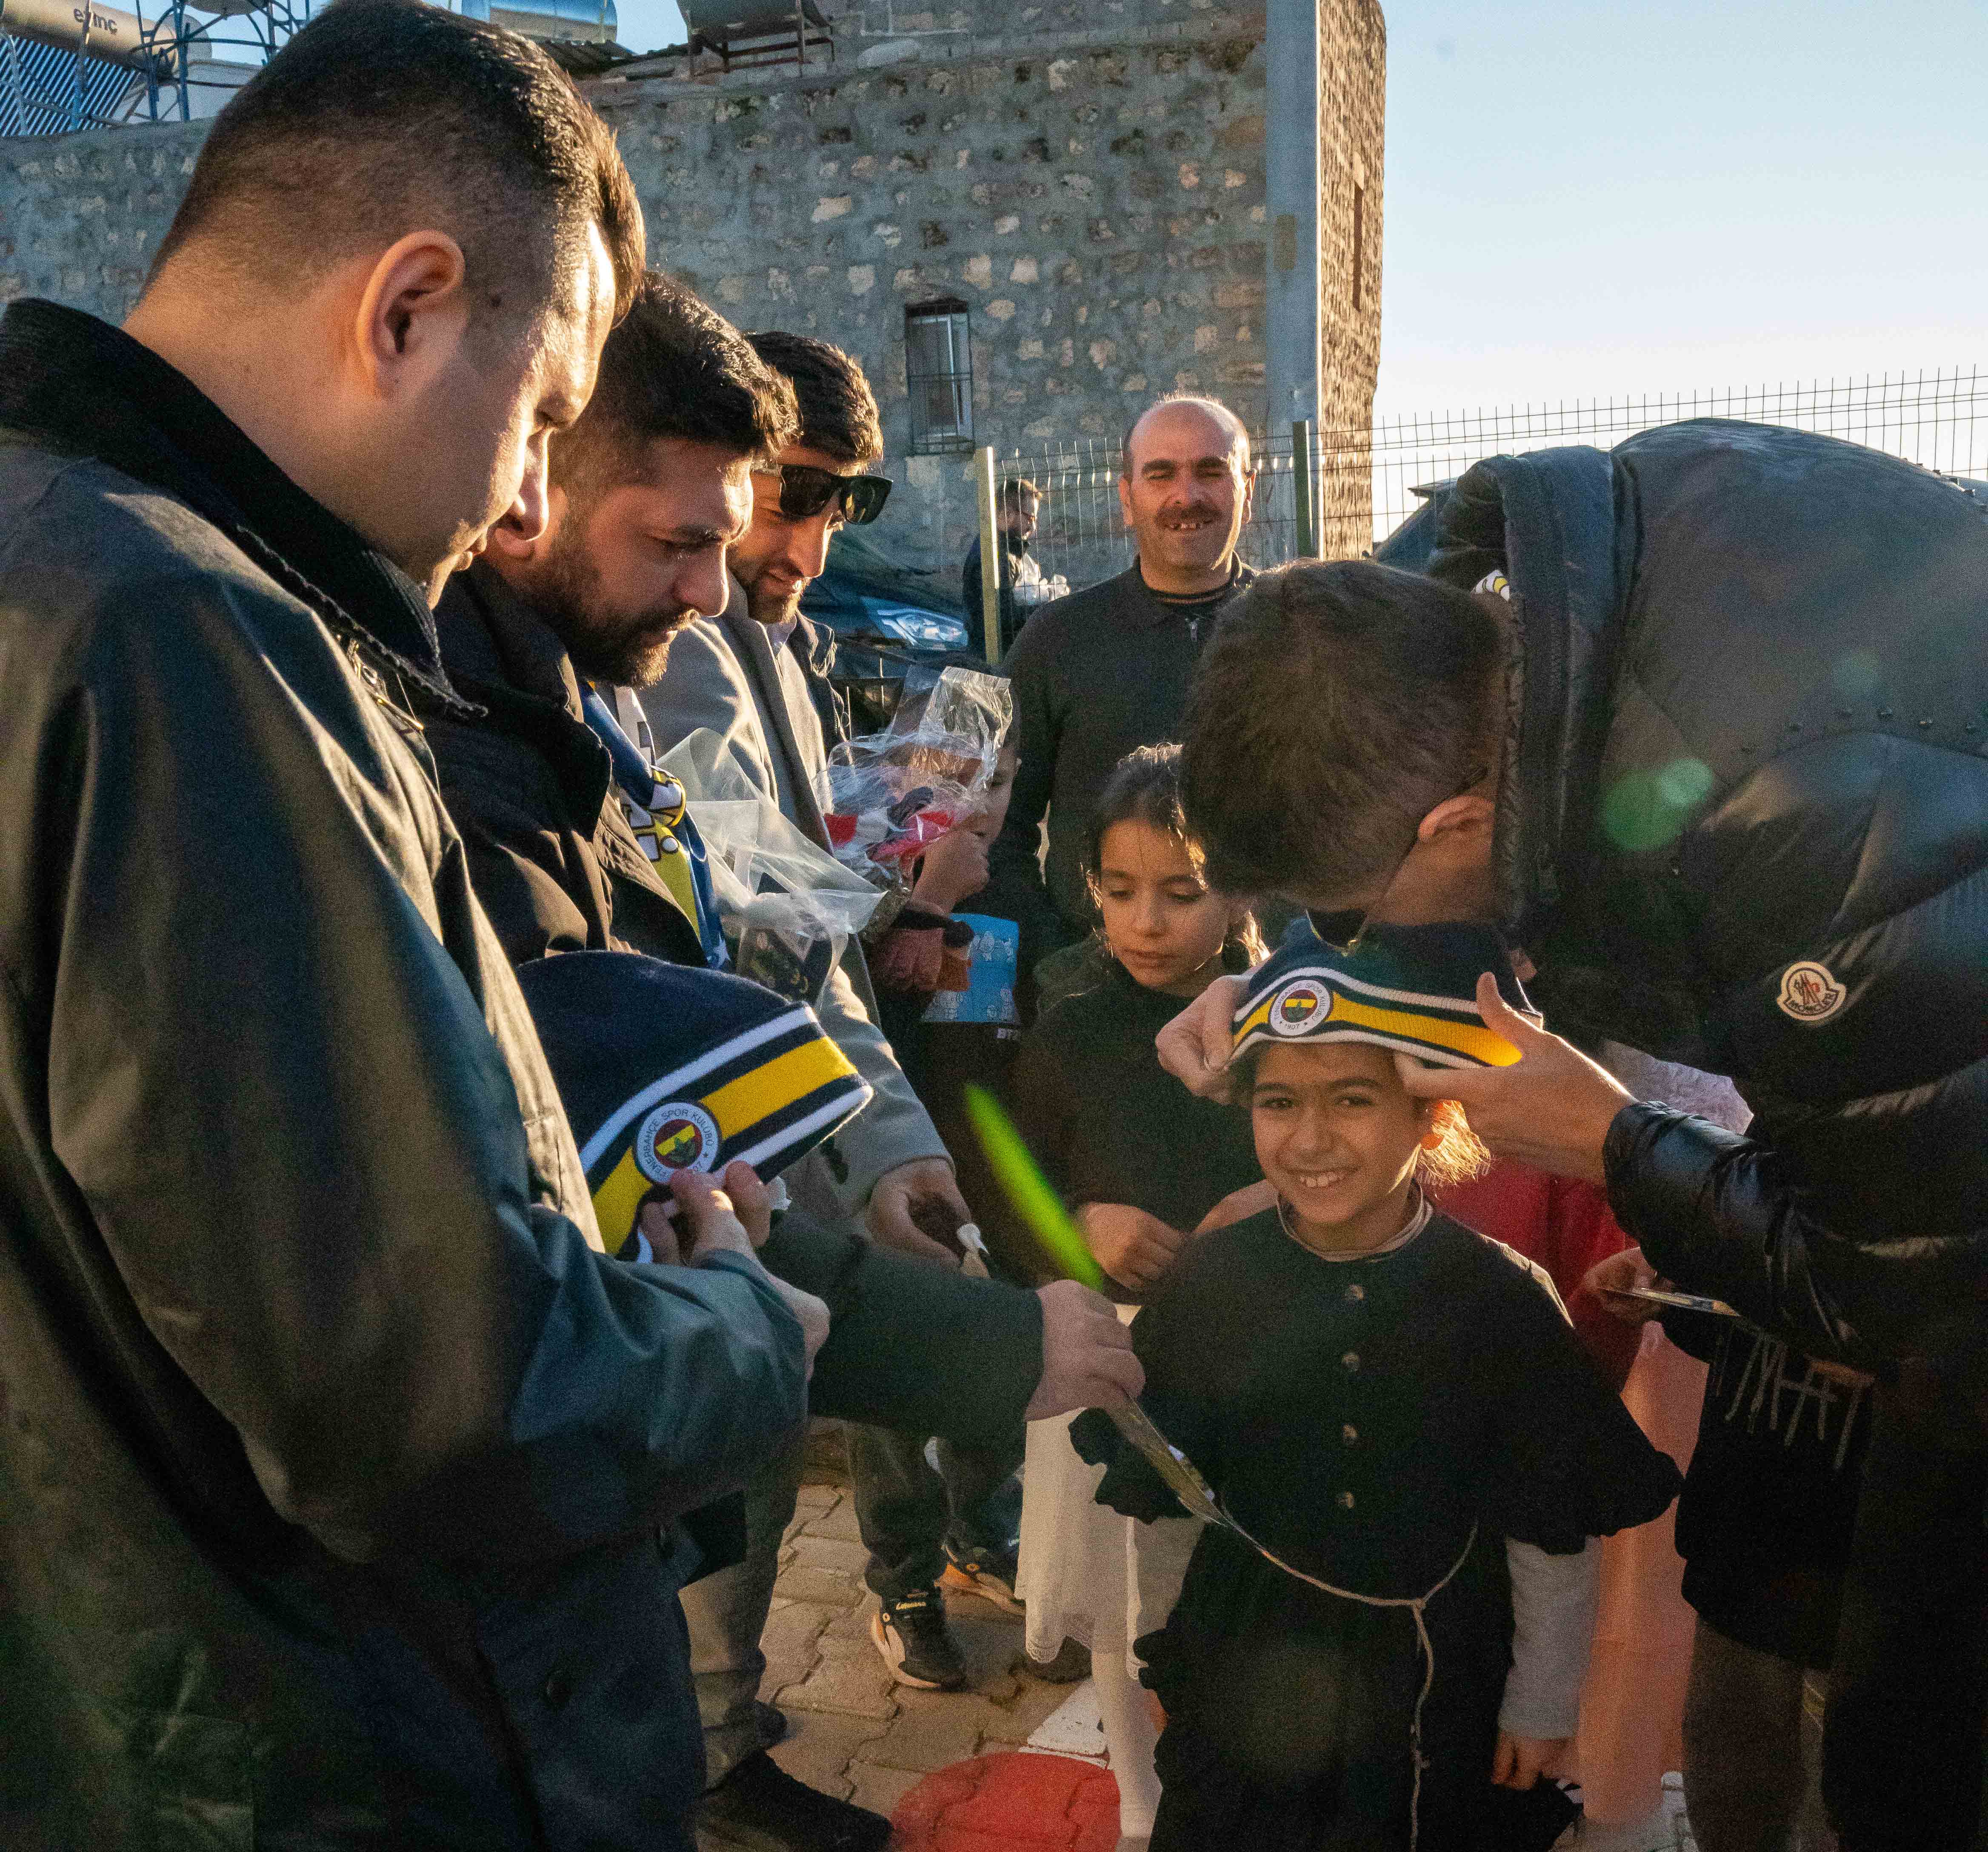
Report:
1393,974,1633,1186
655,1166,830,1380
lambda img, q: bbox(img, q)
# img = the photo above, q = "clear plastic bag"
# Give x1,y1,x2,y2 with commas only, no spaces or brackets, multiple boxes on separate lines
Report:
817,665,1014,889
659,731,885,1003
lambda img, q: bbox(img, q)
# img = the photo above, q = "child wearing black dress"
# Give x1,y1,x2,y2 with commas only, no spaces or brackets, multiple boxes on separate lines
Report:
1009,744,1265,1848
1076,923,1682,1852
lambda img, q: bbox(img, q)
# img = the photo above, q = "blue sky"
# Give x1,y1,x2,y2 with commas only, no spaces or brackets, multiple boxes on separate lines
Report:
606,0,1987,416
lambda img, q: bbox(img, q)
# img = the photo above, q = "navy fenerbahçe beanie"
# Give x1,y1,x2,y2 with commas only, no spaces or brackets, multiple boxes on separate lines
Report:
1232,921,1532,1071
515,951,872,1257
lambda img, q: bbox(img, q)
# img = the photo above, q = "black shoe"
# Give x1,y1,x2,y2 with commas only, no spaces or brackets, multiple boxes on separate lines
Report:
753,1698,789,1749
699,1750,891,1852
941,1539,1024,1615
871,1586,968,1690
1026,1636,1091,1683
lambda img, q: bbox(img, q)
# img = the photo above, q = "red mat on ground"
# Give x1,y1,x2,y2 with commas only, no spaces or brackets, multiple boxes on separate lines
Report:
892,1750,1122,1851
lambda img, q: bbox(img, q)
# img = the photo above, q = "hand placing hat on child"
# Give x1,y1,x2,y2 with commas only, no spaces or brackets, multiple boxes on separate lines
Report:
1392,975,1632,1187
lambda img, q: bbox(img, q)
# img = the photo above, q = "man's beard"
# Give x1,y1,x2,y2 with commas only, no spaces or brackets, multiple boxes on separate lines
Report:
526,532,694,689
742,571,804,629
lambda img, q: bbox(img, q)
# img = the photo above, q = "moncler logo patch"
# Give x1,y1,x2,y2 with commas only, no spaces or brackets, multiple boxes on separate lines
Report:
1777,961,1847,1025
635,1101,722,1179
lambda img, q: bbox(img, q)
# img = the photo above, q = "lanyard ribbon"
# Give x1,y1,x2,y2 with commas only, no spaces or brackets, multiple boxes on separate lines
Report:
579,687,728,971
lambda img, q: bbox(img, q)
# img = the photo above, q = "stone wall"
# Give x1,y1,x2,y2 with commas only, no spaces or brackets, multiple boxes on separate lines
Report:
587,0,1382,566
0,119,208,319
0,0,1384,570
1315,0,1385,557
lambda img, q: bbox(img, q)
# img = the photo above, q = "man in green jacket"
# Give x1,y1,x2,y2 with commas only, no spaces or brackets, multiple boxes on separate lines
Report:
430,273,1142,1850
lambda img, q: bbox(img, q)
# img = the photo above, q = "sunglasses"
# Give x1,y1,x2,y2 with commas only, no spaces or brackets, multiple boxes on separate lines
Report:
1305,762,1491,955
760,463,893,526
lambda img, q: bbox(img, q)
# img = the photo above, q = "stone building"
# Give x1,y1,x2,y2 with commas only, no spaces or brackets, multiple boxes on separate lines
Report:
588,0,1385,561
0,0,1384,564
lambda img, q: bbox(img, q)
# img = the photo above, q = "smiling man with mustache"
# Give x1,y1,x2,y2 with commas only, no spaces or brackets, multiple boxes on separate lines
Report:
993,393,1258,946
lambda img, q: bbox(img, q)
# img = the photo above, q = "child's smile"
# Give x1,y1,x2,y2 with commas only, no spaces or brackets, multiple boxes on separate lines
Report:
1249,1041,1431,1255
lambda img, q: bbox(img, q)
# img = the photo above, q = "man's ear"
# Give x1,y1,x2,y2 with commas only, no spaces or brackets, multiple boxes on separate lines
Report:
486,481,568,566
351,231,471,401
1116,474,1135,532
1416,792,1496,856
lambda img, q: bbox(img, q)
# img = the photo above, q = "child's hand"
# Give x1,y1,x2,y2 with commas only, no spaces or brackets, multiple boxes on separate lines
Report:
874,924,946,995
911,826,991,912
1079,1202,1188,1292
1491,1731,1568,1789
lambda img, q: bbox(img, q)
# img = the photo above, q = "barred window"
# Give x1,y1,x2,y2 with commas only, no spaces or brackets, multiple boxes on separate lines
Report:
904,299,974,453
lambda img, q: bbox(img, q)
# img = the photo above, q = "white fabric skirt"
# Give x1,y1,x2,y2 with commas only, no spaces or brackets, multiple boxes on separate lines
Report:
1017,1307,1201,1680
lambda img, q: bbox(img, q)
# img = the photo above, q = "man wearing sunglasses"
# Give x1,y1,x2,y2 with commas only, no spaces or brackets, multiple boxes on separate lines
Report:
644,332,1046,1705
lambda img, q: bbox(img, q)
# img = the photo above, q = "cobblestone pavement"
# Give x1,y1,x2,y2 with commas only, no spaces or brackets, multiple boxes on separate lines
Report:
697,1440,1737,1852
696,1449,1082,1847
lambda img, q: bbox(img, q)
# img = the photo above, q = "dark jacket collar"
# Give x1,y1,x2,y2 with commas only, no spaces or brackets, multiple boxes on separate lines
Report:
0,299,461,708
434,562,615,824
1425,443,1622,946
438,560,590,721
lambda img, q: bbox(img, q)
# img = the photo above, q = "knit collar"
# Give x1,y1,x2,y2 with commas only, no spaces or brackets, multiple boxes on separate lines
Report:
0,298,463,710
1118,557,1254,629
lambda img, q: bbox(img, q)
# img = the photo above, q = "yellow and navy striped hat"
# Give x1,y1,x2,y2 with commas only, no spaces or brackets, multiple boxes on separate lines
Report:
1231,923,1529,1071
516,951,872,1257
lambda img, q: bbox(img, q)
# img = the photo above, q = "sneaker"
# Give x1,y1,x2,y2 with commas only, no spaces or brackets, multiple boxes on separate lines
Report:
941,1539,1025,1615
698,1749,891,1852
753,1698,789,1749
871,1586,968,1689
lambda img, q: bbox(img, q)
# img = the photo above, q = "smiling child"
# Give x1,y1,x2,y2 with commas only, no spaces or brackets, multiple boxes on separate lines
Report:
1074,922,1682,1852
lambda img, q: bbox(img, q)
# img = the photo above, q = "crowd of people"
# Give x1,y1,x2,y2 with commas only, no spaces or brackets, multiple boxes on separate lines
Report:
4,6,1987,1852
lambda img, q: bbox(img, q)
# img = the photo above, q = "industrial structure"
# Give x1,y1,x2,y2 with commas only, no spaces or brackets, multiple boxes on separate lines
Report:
0,0,618,136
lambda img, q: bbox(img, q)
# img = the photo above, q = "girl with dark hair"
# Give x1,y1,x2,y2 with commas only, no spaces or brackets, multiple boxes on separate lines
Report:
1072,926,1681,1852
1008,743,1267,1850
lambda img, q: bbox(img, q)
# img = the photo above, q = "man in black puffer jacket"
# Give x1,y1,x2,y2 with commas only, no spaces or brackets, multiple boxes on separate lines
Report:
1163,419,1988,1850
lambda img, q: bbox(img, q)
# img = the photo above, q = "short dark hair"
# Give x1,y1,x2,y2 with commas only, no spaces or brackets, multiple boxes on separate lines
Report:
999,477,1040,511
746,331,884,466
553,273,798,496
149,0,643,326
1180,560,1503,899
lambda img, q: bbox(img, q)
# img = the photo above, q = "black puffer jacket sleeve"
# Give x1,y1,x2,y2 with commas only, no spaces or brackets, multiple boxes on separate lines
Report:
1605,1103,1985,1366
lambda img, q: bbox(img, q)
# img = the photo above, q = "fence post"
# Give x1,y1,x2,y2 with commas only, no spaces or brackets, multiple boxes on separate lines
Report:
974,445,1003,665
1291,418,1316,559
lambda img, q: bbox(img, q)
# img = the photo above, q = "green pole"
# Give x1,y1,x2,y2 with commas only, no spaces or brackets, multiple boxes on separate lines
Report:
1291,417,1316,559
974,446,1003,665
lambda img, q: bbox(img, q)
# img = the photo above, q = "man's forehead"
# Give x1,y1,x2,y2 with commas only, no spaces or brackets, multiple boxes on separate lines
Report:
539,232,618,397
1129,404,1246,470
629,437,754,535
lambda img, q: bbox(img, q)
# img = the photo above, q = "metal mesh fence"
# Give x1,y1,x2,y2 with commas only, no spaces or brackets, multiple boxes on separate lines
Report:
968,368,1988,597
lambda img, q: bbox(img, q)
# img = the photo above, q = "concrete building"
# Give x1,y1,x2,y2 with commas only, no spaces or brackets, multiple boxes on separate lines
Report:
0,0,1384,562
